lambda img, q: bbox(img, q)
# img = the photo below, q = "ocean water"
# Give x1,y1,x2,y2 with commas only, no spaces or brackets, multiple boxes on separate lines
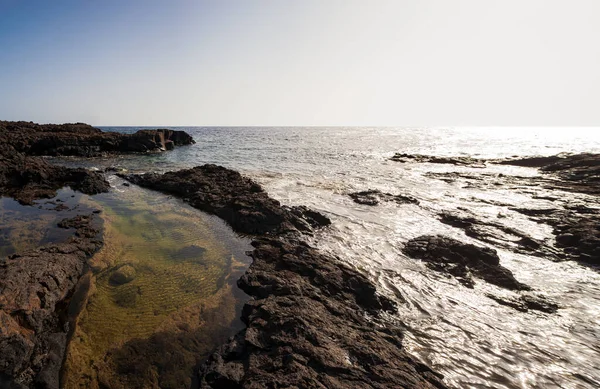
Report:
82,127,600,389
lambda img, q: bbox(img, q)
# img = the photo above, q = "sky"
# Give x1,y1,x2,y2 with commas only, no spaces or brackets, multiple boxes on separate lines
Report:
0,0,599,126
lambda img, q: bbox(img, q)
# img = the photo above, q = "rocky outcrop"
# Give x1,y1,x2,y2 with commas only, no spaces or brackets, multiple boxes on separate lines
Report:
390,153,486,167
403,235,530,291
0,214,102,388
510,207,600,266
438,210,563,260
497,153,600,196
0,121,195,157
0,144,110,205
121,166,447,388
349,189,419,206
120,165,332,236
199,238,445,389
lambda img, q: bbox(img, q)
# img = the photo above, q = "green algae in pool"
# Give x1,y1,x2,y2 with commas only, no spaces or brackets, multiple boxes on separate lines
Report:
62,182,252,389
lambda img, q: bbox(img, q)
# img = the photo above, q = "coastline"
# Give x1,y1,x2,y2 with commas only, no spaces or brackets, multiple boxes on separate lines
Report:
1,121,598,388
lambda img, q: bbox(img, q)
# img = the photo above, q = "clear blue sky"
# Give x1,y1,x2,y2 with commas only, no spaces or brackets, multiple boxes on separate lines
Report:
0,0,598,126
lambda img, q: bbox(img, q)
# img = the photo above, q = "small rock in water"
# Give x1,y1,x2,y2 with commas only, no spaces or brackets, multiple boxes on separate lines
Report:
110,264,137,285
486,293,559,314
349,189,419,206
403,235,530,290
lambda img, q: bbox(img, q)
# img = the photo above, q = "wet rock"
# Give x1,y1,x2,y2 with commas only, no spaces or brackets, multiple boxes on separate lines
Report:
349,189,419,206
438,210,562,260
390,153,487,166
121,165,446,388
120,164,331,236
486,293,559,314
403,235,530,290
496,155,564,168
497,153,600,196
199,237,446,389
0,121,195,157
0,144,110,205
0,213,102,388
109,265,137,285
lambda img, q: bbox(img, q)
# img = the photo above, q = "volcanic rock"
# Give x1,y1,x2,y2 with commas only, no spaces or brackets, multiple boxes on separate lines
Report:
486,293,559,314
120,165,447,388
390,153,487,167
0,144,110,205
0,121,195,157
119,164,332,236
0,214,102,388
349,189,419,206
403,235,530,290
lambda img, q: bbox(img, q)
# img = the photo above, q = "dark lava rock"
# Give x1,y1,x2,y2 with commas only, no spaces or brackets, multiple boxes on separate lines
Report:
390,153,487,167
0,121,195,157
403,235,530,291
0,144,110,205
0,213,102,388
486,293,559,314
120,165,445,388
109,265,137,285
496,155,564,168
349,189,419,206
438,210,562,260
199,238,446,389
497,153,600,196
120,164,332,236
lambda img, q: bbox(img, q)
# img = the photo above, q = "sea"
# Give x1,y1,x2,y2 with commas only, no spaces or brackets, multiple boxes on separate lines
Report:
82,127,600,388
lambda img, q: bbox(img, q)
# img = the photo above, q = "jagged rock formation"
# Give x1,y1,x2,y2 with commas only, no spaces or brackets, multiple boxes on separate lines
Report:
0,144,110,204
121,166,447,389
0,214,103,388
120,165,332,236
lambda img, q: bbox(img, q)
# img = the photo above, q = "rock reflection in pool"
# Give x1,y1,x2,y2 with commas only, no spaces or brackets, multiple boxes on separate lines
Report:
62,183,252,389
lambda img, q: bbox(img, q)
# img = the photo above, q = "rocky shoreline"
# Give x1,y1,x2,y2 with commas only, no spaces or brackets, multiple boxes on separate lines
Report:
0,122,197,388
391,152,600,268
120,166,446,388
1,121,599,388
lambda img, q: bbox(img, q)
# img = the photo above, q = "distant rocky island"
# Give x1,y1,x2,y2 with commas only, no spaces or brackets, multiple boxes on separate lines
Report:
1,121,598,388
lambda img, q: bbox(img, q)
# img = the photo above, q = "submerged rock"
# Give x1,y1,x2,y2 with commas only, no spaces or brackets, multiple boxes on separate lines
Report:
109,265,137,285
349,189,419,206
403,235,530,290
0,213,102,388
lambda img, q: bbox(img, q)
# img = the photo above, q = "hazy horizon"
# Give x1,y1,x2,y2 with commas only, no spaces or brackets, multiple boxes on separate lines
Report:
1,0,599,126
